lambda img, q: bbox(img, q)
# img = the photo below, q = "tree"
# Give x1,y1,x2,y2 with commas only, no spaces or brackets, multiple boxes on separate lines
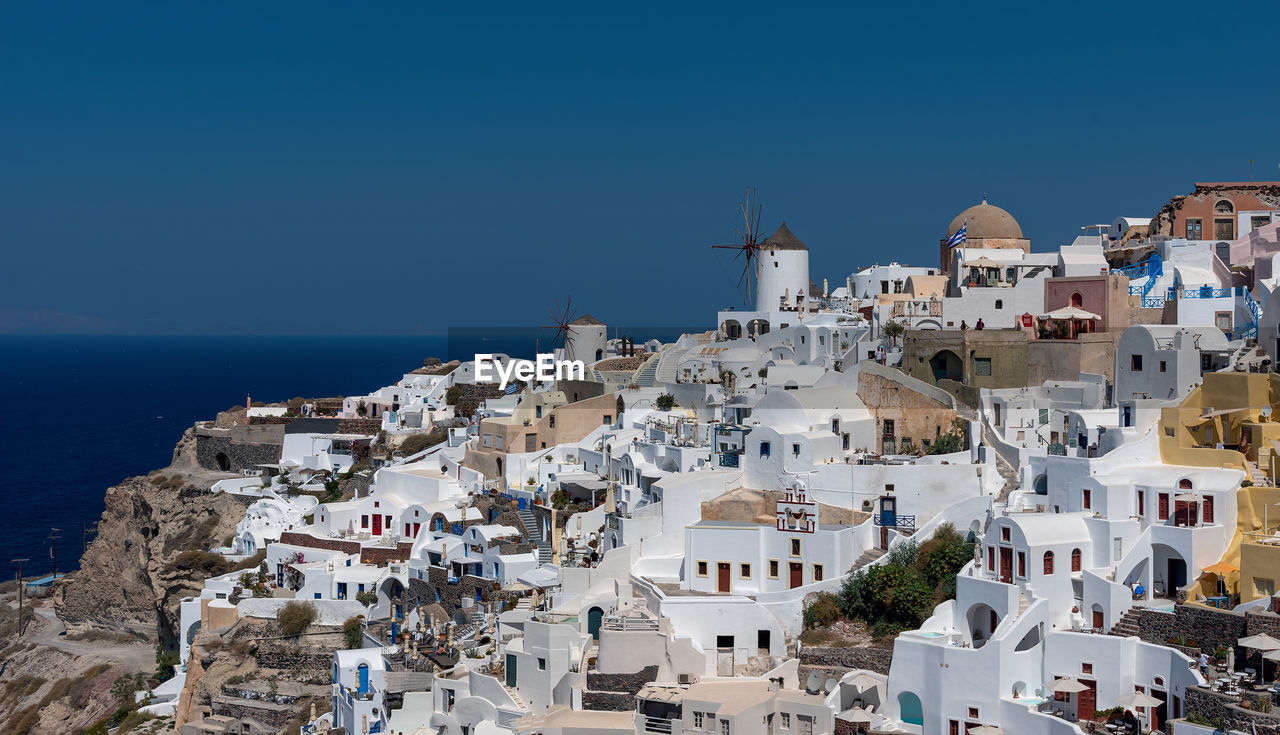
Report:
882,320,906,347
278,600,317,636
356,400,368,417
110,673,144,704
927,418,967,456
154,646,180,681
655,393,676,411
355,590,379,607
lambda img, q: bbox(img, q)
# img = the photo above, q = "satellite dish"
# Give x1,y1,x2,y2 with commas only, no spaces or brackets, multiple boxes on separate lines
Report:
824,677,838,694
806,671,823,694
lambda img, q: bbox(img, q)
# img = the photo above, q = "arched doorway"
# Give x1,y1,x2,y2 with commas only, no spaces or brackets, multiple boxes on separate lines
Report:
722,319,742,340
587,606,604,640
215,452,230,471
929,350,963,383
897,691,924,726
966,602,999,648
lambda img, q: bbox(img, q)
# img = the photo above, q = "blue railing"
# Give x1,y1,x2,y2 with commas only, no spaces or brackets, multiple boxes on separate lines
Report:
1113,253,1164,306
718,451,741,468
1166,286,1231,300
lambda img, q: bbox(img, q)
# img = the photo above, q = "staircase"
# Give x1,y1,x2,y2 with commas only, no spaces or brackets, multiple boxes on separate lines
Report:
633,355,660,387
518,505,553,564
1108,608,1144,638
852,547,887,569
501,680,527,711
654,345,692,385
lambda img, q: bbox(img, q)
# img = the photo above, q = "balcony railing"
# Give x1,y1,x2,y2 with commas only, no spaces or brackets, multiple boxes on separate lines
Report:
718,451,741,468
643,716,674,734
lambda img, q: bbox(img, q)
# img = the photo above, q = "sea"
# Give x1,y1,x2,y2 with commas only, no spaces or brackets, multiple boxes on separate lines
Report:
0,328,695,577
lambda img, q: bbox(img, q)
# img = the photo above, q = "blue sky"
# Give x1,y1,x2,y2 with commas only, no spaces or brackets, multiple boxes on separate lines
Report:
2,2,1277,334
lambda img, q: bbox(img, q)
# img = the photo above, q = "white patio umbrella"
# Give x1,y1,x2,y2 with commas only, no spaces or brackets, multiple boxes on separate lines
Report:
842,707,874,723
1173,492,1201,502
1115,690,1162,708
1240,634,1280,683
970,726,1004,735
1049,677,1090,693
845,672,881,691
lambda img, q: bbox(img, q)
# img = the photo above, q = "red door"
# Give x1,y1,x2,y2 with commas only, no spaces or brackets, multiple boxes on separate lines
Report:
1077,679,1097,721
789,562,803,589
1092,609,1104,630
999,547,1013,584
412,522,421,538
372,514,382,535
717,563,731,593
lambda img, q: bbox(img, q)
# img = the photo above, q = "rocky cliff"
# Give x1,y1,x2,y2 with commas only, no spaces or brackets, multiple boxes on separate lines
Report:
54,460,246,644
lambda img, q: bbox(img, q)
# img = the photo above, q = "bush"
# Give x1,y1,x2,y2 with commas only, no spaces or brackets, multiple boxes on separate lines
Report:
803,592,842,629
278,601,317,636
343,617,365,649
655,393,676,411
155,645,180,681
445,386,462,406
355,590,378,607
400,430,447,456
110,673,143,704
171,550,230,576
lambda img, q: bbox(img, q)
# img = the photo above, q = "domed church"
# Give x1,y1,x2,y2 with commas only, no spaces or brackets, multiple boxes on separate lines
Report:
938,197,1031,274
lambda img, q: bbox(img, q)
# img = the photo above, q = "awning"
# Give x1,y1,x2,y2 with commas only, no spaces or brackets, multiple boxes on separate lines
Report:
1039,307,1101,321
1239,634,1280,651
1048,678,1089,693
1202,561,1239,575
517,566,562,589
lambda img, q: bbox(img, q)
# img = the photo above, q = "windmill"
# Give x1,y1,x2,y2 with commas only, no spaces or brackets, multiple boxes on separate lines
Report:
711,188,765,307
543,297,579,356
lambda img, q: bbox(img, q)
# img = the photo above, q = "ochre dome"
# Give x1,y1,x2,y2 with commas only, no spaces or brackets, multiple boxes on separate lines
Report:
945,199,1024,240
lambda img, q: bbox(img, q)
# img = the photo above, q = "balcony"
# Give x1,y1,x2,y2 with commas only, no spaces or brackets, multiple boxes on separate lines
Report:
643,717,674,734
718,451,741,468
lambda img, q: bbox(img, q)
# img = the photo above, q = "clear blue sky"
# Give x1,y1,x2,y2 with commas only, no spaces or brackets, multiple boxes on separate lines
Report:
2,2,1277,334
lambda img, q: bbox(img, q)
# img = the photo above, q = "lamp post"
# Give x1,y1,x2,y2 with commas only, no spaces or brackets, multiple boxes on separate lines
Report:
11,559,28,640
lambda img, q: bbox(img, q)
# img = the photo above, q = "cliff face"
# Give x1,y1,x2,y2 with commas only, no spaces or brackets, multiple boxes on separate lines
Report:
54,470,245,644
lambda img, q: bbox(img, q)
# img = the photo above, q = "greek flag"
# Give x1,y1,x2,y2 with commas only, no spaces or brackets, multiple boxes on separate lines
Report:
504,382,521,395
945,220,967,248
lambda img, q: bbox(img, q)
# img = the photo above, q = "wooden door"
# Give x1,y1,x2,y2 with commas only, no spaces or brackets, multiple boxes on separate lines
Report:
1092,609,1104,629
717,563,731,593
999,547,1013,584
789,562,803,589
372,513,382,535
1077,679,1096,721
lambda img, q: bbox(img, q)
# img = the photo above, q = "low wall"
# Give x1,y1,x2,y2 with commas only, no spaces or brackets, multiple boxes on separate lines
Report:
798,644,894,675
1185,686,1280,734
237,598,366,626
586,666,658,695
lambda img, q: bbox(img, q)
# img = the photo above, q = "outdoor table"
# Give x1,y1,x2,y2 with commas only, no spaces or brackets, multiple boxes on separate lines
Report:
1208,595,1229,608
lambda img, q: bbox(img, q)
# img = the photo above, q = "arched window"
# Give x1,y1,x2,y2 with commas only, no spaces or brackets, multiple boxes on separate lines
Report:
1043,551,1055,574
1179,478,1193,490
1070,292,1083,308
1071,548,1082,572
1215,200,1234,214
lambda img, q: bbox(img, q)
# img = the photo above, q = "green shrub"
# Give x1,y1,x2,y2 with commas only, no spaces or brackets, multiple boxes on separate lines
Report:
400,430,448,456
343,617,365,649
355,590,379,607
655,393,676,411
155,645,180,681
803,592,842,629
172,550,231,576
278,601,317,636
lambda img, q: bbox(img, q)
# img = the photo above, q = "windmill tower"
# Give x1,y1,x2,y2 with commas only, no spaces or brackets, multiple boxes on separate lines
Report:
755,222,810,314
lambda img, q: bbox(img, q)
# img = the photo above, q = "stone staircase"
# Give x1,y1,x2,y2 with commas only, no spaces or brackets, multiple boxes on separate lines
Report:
852,547,887,569
501,679,527,711
1108,608,1144,638
654,345,692,385
518,506,553,564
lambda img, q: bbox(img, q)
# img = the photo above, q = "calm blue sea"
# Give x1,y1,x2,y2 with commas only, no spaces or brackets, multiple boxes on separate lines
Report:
0,329,695,576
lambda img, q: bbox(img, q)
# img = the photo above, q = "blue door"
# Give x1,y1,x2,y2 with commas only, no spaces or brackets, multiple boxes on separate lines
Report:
357,664,369,693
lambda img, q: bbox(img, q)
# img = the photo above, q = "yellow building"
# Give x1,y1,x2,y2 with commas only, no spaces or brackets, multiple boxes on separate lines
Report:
1157,372,1280,604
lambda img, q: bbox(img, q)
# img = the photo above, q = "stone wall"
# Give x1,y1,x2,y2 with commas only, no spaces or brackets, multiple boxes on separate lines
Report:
798,644,894,676
582,691,635,711
1124,604,1280,655
210,695,295,730
337,418,382,435
407,568,495,617
586,666,658,695
1185,686,1280,734
251,643,334,684
454,384,505,417
195,429,283,472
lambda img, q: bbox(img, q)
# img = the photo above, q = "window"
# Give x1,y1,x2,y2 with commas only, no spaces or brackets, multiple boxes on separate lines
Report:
883,419,895,436
1186,218,1202,239
1071,548,1082,572
1137,490,1145,516
995,299,1003,309
694,712,704,729
740,563,752,579
602,415,612,425
1070,292,1083,308
1043,551,1054,575
760,441,771,458
1082,488,1092,509
721,720,730,735
968,707,979,719
988,546,995,568
1001,527,1010,542
974,358,992,376
768,560,780,578
792,443,800,456
1215,218,1235,240
1017,551,1026,577
1215,199,1235,214
1159,360,1167,373
1204,496,1214,523
791,538,801,556
1158,493,1169,520
781,712,790,728
1130,355,1143,371
1082,662,1093,674
495,435,503,449
813,564,824,581
362,515,369,528
549,415,555,428
1215,311,1232,331
949,721,960,735
697,561,709,577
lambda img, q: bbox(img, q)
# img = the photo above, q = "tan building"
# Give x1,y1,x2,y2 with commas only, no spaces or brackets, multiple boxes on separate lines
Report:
939,198,1031,274
856,360,959,455
1151,182,1280,242
465,391,620,480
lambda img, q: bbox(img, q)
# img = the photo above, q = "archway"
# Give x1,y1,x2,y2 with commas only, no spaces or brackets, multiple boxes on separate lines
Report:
897,691,924,726
1033,475,1048,495
1152,543,1187,598
215,452,230,472
588,606,604,640
721,319,742,340
929,350,963,383
966,602,999,647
